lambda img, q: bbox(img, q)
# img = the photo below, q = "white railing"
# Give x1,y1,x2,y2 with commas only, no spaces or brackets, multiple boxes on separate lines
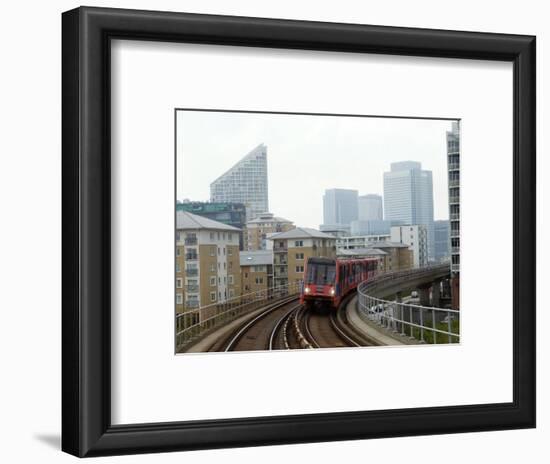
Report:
357,265,459,344
358,288,459,344
175,282,301,351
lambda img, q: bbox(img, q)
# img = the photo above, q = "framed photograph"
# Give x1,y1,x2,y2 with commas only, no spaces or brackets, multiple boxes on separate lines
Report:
62,6,536,457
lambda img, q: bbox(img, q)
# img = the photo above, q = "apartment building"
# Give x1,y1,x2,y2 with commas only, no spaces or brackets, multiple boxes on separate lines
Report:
176,211,241,313
269,228,336,288
240,250,274,295
390,224,429,268
245,212,294,251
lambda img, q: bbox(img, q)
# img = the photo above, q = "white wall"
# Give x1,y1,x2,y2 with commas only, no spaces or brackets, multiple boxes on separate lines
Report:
0,1,546,463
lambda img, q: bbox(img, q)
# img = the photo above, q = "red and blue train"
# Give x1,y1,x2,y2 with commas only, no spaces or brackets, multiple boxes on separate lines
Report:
300,257,378,311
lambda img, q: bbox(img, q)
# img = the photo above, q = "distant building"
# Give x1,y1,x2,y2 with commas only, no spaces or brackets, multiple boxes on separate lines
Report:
350,219,402,236
210,144,268,222
336,233,391,252
390,224,429,268
447,121,460,309
383,161,435,260
269,228,336,288
322,188,358,228
358,194,383,221
434,220,451,263
240,250,274,295
245,212,294,251
176,212,241,313
176,201,246,250
319,224,351,237
338,243,412,272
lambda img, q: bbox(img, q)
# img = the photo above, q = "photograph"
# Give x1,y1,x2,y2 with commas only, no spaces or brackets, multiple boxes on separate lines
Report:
175,110,460,353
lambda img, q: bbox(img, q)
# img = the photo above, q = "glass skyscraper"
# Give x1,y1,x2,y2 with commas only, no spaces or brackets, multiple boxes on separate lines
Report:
322,188,358,228
358,194,383,221
383,161,435,261
210,144,268,222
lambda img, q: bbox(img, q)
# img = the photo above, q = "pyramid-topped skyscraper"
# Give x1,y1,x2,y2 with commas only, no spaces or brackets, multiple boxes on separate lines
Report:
210,144,268,222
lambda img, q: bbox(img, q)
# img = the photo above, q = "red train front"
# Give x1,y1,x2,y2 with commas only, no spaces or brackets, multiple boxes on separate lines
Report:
300,257,378,311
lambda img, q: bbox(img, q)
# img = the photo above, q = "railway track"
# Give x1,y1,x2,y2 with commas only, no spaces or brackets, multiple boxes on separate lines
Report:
297,296,375,349
207,293,374,353
209,297,302,352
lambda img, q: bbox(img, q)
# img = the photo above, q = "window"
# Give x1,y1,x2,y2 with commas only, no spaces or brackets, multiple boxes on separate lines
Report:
210,232,215,240
224,276,226,284
210,263,215,272
209,247,215,257
295,253,304,260
244,272,248,278
176,278,182,288
176,294,183,305
176,247,180,257
228,248,233,256
210,276,216,286
223,247,225,255
210,292,216,302
176,263,180,273
295,240,303,247
217,247,220,255
255,277,264,284
224,262,226,270
229,289,234,298
228,275,234,285
295,265,304,273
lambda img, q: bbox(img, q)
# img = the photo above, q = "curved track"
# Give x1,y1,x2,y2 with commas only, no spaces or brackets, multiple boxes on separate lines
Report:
210,298,301,352
206,293,374,353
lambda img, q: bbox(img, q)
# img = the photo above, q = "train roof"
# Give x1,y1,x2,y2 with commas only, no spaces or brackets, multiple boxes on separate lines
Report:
307,257,336,264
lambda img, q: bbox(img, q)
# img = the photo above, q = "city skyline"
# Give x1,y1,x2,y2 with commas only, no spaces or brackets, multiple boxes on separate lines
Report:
177,111,454,229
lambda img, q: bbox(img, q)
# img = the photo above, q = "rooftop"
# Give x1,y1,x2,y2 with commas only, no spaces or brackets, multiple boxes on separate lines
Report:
338,248,388,257
369,241,410,249
239,250,273,267
176,211,240,232
268,227,336,241
247,212,292,224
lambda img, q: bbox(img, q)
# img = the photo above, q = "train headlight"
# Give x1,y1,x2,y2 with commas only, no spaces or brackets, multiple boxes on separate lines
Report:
304,287,310,294
330,288,335,295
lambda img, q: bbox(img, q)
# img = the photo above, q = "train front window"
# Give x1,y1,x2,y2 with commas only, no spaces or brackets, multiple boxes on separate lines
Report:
306,263,336,285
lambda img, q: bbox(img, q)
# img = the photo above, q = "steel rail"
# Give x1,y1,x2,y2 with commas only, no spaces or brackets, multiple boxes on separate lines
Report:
224,298,299,352
268,304,301,350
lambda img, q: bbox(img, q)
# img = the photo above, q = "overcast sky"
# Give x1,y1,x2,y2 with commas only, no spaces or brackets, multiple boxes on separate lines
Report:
176,111,454,229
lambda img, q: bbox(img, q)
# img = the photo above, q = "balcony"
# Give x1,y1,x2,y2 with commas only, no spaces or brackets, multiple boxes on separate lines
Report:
186,284,199,293
448,162,460,170
185,268,198,277
449,196,460,204
185,253,198,261
274,242,288,251
450,213,460,220
184,237,198,246
185,300,199,309
448,179,459,187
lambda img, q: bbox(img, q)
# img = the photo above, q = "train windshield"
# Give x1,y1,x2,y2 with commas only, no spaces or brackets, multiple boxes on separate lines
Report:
305,263,336,285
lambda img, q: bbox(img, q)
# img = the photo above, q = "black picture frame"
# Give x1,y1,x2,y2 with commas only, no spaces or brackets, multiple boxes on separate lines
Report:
62,6,536,457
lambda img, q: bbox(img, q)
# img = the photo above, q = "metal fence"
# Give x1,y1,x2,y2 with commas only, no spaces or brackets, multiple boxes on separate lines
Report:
175,282,301,351
357,265,459,344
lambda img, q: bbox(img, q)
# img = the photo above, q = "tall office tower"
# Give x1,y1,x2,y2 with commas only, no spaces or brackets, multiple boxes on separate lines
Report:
358,194,383,221
210,144,268,222
322,188,358,228
447,121,460,309
383,161,435,261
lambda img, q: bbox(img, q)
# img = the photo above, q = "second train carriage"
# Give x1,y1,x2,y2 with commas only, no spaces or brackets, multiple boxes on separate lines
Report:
300,256,378,311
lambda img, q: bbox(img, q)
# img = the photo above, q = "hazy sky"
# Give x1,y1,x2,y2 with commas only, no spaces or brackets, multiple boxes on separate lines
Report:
176,111,454,229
